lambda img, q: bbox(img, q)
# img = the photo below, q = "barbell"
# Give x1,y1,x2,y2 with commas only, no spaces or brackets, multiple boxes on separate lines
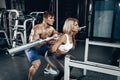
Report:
7,35,56,56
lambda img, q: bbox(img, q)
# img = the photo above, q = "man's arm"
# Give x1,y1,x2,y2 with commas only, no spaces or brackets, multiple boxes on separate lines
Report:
29,26,41,42
51,27,58,35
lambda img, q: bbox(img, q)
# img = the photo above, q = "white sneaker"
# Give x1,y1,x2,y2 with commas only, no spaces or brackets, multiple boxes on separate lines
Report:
44,68,57,75
44,68,58,75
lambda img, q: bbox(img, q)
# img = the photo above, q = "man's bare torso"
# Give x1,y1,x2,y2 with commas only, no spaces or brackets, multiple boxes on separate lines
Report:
29,23,57,42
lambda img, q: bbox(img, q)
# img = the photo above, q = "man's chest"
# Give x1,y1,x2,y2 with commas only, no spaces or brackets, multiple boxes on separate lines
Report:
39,28,53,39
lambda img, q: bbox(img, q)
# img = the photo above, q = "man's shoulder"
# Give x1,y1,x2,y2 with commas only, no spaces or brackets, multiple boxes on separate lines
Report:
34,24,43,29
49,26,54,29
35,24,42,27
49,26,56,30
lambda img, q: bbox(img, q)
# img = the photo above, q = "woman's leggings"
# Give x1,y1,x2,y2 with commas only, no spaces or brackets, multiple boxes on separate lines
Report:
44,51,76,80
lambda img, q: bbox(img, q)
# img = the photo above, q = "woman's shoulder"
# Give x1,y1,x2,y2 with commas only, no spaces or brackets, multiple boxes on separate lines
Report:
58,33,67,41
60,33,68,37
58,33,65,37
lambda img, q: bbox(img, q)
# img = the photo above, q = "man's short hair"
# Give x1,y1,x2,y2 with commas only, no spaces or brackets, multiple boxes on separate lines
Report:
43,11,54,18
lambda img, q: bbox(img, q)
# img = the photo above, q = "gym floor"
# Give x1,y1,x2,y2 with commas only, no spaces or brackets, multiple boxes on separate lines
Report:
0,40,119,80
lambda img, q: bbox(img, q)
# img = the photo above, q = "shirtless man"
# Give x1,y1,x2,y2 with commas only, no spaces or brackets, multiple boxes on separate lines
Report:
25,11,58,80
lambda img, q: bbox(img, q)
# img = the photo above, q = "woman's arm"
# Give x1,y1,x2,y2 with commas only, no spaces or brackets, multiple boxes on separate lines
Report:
50,34,66,53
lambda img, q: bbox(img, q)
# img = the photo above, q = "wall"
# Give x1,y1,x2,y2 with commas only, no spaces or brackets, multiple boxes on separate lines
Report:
0,0,6,9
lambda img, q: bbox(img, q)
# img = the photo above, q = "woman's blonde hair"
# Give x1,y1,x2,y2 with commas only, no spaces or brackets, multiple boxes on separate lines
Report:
63,17,78,34
63,17,79,49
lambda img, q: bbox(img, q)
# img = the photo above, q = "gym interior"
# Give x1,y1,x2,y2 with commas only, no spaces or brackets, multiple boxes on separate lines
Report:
0,0,120,80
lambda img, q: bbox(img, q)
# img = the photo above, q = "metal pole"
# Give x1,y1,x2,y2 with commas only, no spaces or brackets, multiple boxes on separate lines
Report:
56,0,58,31
7,35,56,56
64,55,70,80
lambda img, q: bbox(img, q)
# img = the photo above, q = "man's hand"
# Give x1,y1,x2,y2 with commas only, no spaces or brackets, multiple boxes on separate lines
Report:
53,34,59,40
46,34,59,45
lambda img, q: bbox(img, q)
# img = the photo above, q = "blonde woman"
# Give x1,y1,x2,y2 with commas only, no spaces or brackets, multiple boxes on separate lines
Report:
44,17,79,80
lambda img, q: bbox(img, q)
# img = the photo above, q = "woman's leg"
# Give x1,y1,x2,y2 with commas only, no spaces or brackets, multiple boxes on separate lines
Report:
45,51,64,80
45,51,77,80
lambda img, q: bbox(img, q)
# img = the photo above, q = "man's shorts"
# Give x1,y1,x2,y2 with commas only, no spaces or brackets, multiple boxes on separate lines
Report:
25,45,50,62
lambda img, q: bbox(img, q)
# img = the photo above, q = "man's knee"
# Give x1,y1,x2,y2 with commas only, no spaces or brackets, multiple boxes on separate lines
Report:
31,60,41,70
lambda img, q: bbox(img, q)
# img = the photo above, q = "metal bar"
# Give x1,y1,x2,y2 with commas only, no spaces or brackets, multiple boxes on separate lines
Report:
30,12,44,15
83,38,89,75
117,59,120,80
64,55,71,80
70,60,120,76
0,30,10,46
56,0,58,31
84,38,120,76
64,56,120,80
78,26,86,31
7,35,56,56
89,40,120,48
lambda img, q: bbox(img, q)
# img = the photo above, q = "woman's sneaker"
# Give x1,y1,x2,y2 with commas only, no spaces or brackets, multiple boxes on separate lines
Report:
44,68,58,75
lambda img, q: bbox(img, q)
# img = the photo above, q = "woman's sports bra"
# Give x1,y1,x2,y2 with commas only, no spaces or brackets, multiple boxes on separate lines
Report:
58,34,73,53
